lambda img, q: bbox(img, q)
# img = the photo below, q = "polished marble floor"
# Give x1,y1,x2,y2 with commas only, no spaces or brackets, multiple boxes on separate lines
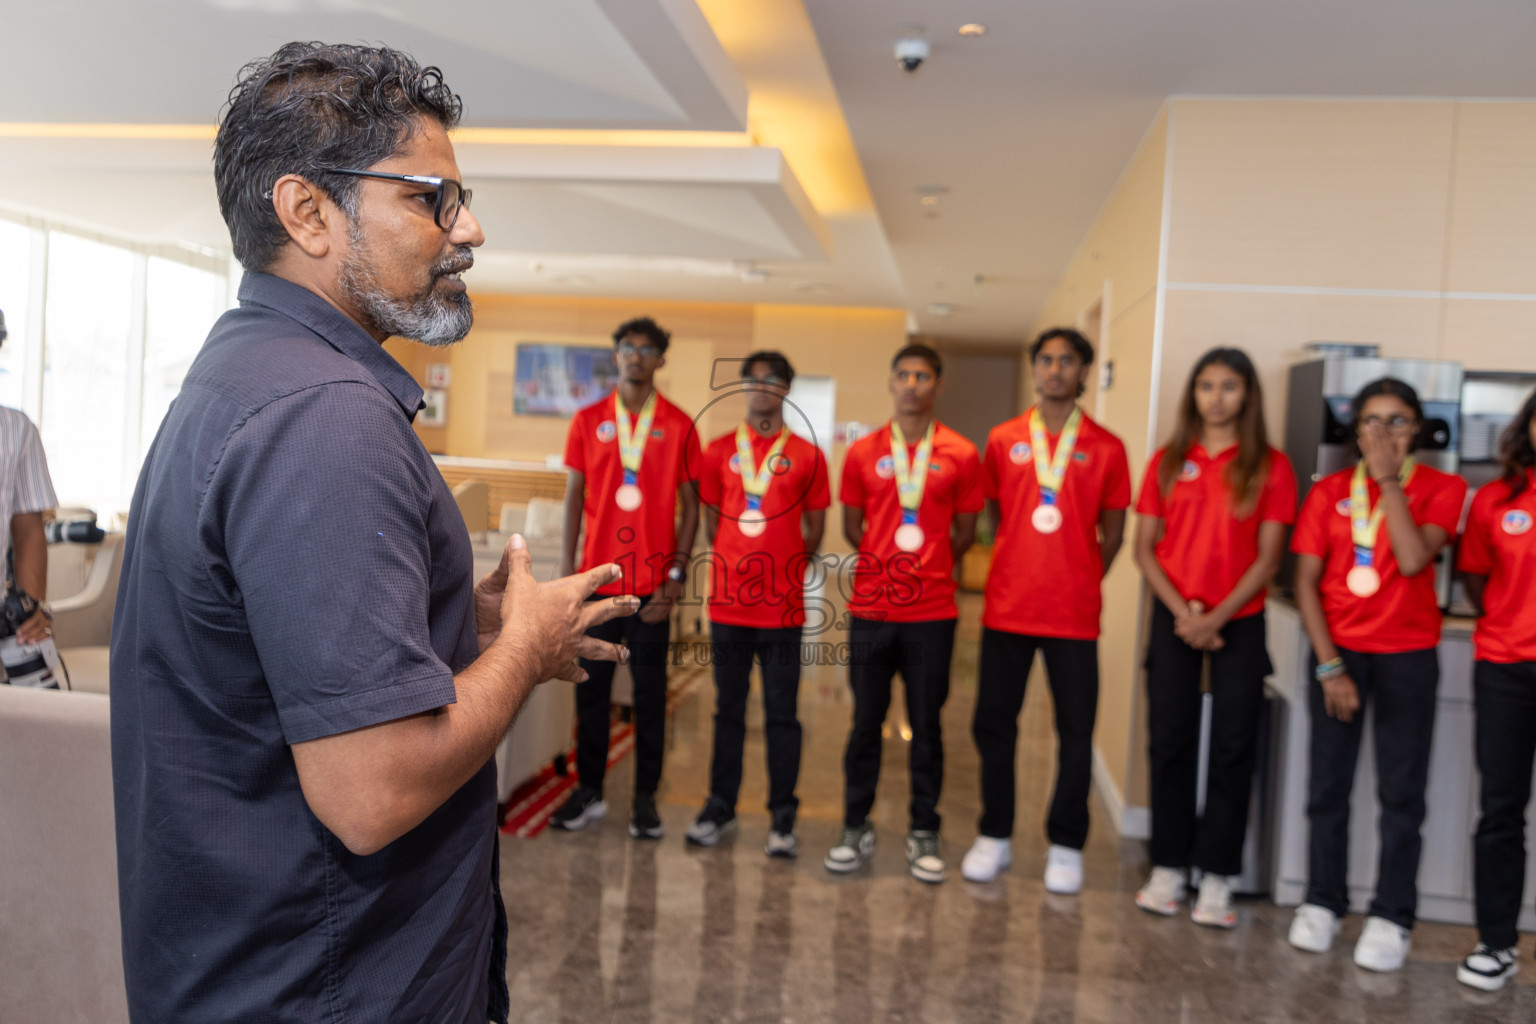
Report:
500,597,1535,1023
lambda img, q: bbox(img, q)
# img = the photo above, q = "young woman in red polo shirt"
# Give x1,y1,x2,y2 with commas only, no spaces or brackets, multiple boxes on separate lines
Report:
1132,348,1297,928
1287,378,1467,973
1455,386,1536,992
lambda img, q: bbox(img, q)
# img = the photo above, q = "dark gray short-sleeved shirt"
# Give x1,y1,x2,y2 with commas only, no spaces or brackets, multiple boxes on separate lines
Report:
110,272,508,1024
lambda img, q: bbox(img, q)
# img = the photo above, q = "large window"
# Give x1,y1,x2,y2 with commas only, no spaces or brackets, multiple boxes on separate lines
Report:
42,232,137,515
0,220,34,413
1,215,235,517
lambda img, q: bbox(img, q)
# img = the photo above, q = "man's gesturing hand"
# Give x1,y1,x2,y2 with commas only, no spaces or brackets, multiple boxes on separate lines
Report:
487,534,639,683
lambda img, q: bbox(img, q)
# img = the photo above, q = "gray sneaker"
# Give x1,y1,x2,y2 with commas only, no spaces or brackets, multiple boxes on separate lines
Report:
765,829,800,858
824,821,876,873
684,797,737,847
906,830,945,884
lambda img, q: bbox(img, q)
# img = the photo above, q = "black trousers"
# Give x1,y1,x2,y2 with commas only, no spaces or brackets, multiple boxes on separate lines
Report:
574,594,672,797
706,621,804,822
973,627,1099,848
1305,645,1438,929
1144,602,1272,876
842,615,956,832
1473,659,1536,950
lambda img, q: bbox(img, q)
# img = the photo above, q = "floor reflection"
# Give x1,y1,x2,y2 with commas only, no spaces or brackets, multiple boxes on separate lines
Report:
501,594,1536,1023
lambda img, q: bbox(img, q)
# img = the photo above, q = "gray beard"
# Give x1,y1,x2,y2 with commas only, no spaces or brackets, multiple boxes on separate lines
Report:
338,230,474,347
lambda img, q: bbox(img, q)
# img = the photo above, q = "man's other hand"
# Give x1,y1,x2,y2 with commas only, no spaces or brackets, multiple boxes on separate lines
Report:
497,534,638,682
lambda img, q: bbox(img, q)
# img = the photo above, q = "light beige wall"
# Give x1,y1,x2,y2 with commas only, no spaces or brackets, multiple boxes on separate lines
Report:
1029,107,1168,810
1159,98,1536,449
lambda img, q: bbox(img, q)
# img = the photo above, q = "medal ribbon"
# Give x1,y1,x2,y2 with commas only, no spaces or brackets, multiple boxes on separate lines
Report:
615,390,658,489
1349,457,1416,569
1029,406,1084,508
890,420,935,527
735,424,791,513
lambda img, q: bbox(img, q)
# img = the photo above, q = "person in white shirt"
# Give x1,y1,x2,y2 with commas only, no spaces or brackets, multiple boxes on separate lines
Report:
0,308,57,650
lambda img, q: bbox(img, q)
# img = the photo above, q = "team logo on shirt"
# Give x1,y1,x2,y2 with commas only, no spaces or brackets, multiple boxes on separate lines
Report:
1072,452,1089,464
1335,498,1352,517
769,454,792,475
1009,441,1033,465
650,428,665,440
1179,460,1201,482
596,420,616,443
729,453,742,472
875,456,895,479
1503,510,1533,536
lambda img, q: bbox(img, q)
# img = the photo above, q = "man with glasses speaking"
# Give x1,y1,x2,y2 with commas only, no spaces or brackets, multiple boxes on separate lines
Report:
111,43,636,1024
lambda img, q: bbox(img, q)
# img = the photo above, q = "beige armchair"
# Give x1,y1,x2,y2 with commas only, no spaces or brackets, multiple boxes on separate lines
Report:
49,533,124,695
451,479,489,542
0,685,128,1022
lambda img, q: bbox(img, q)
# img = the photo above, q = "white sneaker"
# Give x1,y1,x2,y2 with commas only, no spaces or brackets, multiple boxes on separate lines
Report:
961,836,1013,883
1134,866,1186,916
1191,874,1237,929
1043,844,1083,895
824,822,876,874
1457,943,1518,992
1354,916,1411,972
906,831,945,884
1288,904,1341,953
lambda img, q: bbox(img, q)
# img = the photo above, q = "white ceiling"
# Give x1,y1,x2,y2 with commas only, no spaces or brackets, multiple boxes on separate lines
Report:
7,1,1536,341
804,0,1536,341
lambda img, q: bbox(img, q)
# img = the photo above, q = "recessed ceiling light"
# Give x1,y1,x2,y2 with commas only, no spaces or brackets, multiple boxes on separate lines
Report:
927,302,955,317
740,268,769,284
795,282,835,294
919,195,940,207
958,23,987,36
914,184,950,196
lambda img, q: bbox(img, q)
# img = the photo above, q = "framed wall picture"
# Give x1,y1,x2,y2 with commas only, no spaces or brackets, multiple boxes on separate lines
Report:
514,343,619,416
420,388,447,427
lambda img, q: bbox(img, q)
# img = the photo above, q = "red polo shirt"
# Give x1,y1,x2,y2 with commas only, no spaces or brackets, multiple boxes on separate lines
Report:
838,421,984,623
1458,471,1536,664
698,428,831,629
1135,445,1298,620
982,408,1132,639
1290,463,1466,654
563,390,701,596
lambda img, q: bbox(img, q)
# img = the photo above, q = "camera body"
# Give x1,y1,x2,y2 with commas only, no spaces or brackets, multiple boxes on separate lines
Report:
0,588,61,688
895,37,929,73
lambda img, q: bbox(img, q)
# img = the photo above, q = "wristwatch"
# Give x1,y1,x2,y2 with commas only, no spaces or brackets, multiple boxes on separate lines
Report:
666,565,686,584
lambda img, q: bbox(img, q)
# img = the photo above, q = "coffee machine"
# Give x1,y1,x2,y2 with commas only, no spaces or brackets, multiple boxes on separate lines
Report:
1281,345,1463,606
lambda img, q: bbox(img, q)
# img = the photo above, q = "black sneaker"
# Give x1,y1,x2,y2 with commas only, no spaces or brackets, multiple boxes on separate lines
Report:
684,796,737,846
1457,943,1518,991
549,786,607,832
629,792,665,839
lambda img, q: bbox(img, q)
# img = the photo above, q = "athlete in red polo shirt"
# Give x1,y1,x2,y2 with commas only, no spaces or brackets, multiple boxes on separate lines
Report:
687,351,831,856
1455,387,1536,992
960,327,1130,892
550,316,702,839
1287,377,1466,973
1128,348,1297,928
825,343,983,884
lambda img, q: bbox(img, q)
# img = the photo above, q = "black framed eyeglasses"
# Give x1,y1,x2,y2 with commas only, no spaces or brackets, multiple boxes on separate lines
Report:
320,168,473,231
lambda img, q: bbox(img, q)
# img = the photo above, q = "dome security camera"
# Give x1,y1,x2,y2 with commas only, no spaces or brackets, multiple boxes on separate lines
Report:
895,37,929,73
